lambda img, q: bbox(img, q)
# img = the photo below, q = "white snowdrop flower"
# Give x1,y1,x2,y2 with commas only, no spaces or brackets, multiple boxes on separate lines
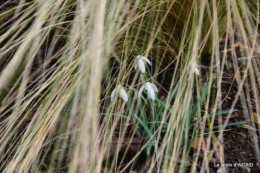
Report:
134,55,151,73
189,61,200,75
111,85,128,102
138,82,158,100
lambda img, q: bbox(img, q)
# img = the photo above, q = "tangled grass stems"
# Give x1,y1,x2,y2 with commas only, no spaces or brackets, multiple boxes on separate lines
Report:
0,0,260,172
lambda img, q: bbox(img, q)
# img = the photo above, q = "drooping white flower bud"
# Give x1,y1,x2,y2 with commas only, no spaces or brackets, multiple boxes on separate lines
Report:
134,55,151,73
138,82,158,100
111,85,128,102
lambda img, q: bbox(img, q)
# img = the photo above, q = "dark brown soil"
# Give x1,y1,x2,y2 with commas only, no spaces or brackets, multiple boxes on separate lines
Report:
205,34,260,173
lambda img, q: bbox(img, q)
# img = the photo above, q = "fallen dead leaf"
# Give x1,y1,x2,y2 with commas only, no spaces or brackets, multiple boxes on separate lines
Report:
191,136,206,151
216,141,224,164
253,112,260,124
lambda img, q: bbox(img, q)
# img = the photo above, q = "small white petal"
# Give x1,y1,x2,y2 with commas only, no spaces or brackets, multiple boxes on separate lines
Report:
149,83,158,92
111,88,116,101
134,57,138,69
120,88,128,102
194,68,199,75
137,58,146,73
138,85,145,98
134,64,138,69
190,61,200,75
141,56,151,66
145,82,155,100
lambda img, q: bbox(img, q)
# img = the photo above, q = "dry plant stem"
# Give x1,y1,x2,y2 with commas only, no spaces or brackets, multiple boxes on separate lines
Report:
68,0,106,172
0,2,52,92
110,100,125,171
229,1,260,161
200,2,227,173
211,0,225,169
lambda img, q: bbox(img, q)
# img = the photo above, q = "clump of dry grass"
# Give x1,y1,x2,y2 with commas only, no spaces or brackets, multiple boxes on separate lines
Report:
0,0,259,172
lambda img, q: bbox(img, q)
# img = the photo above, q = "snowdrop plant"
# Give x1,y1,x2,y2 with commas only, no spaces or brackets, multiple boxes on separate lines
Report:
138,82,158,100
109,54,160,156
134,55,152,73
111,85,128,102
133,55,158,101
